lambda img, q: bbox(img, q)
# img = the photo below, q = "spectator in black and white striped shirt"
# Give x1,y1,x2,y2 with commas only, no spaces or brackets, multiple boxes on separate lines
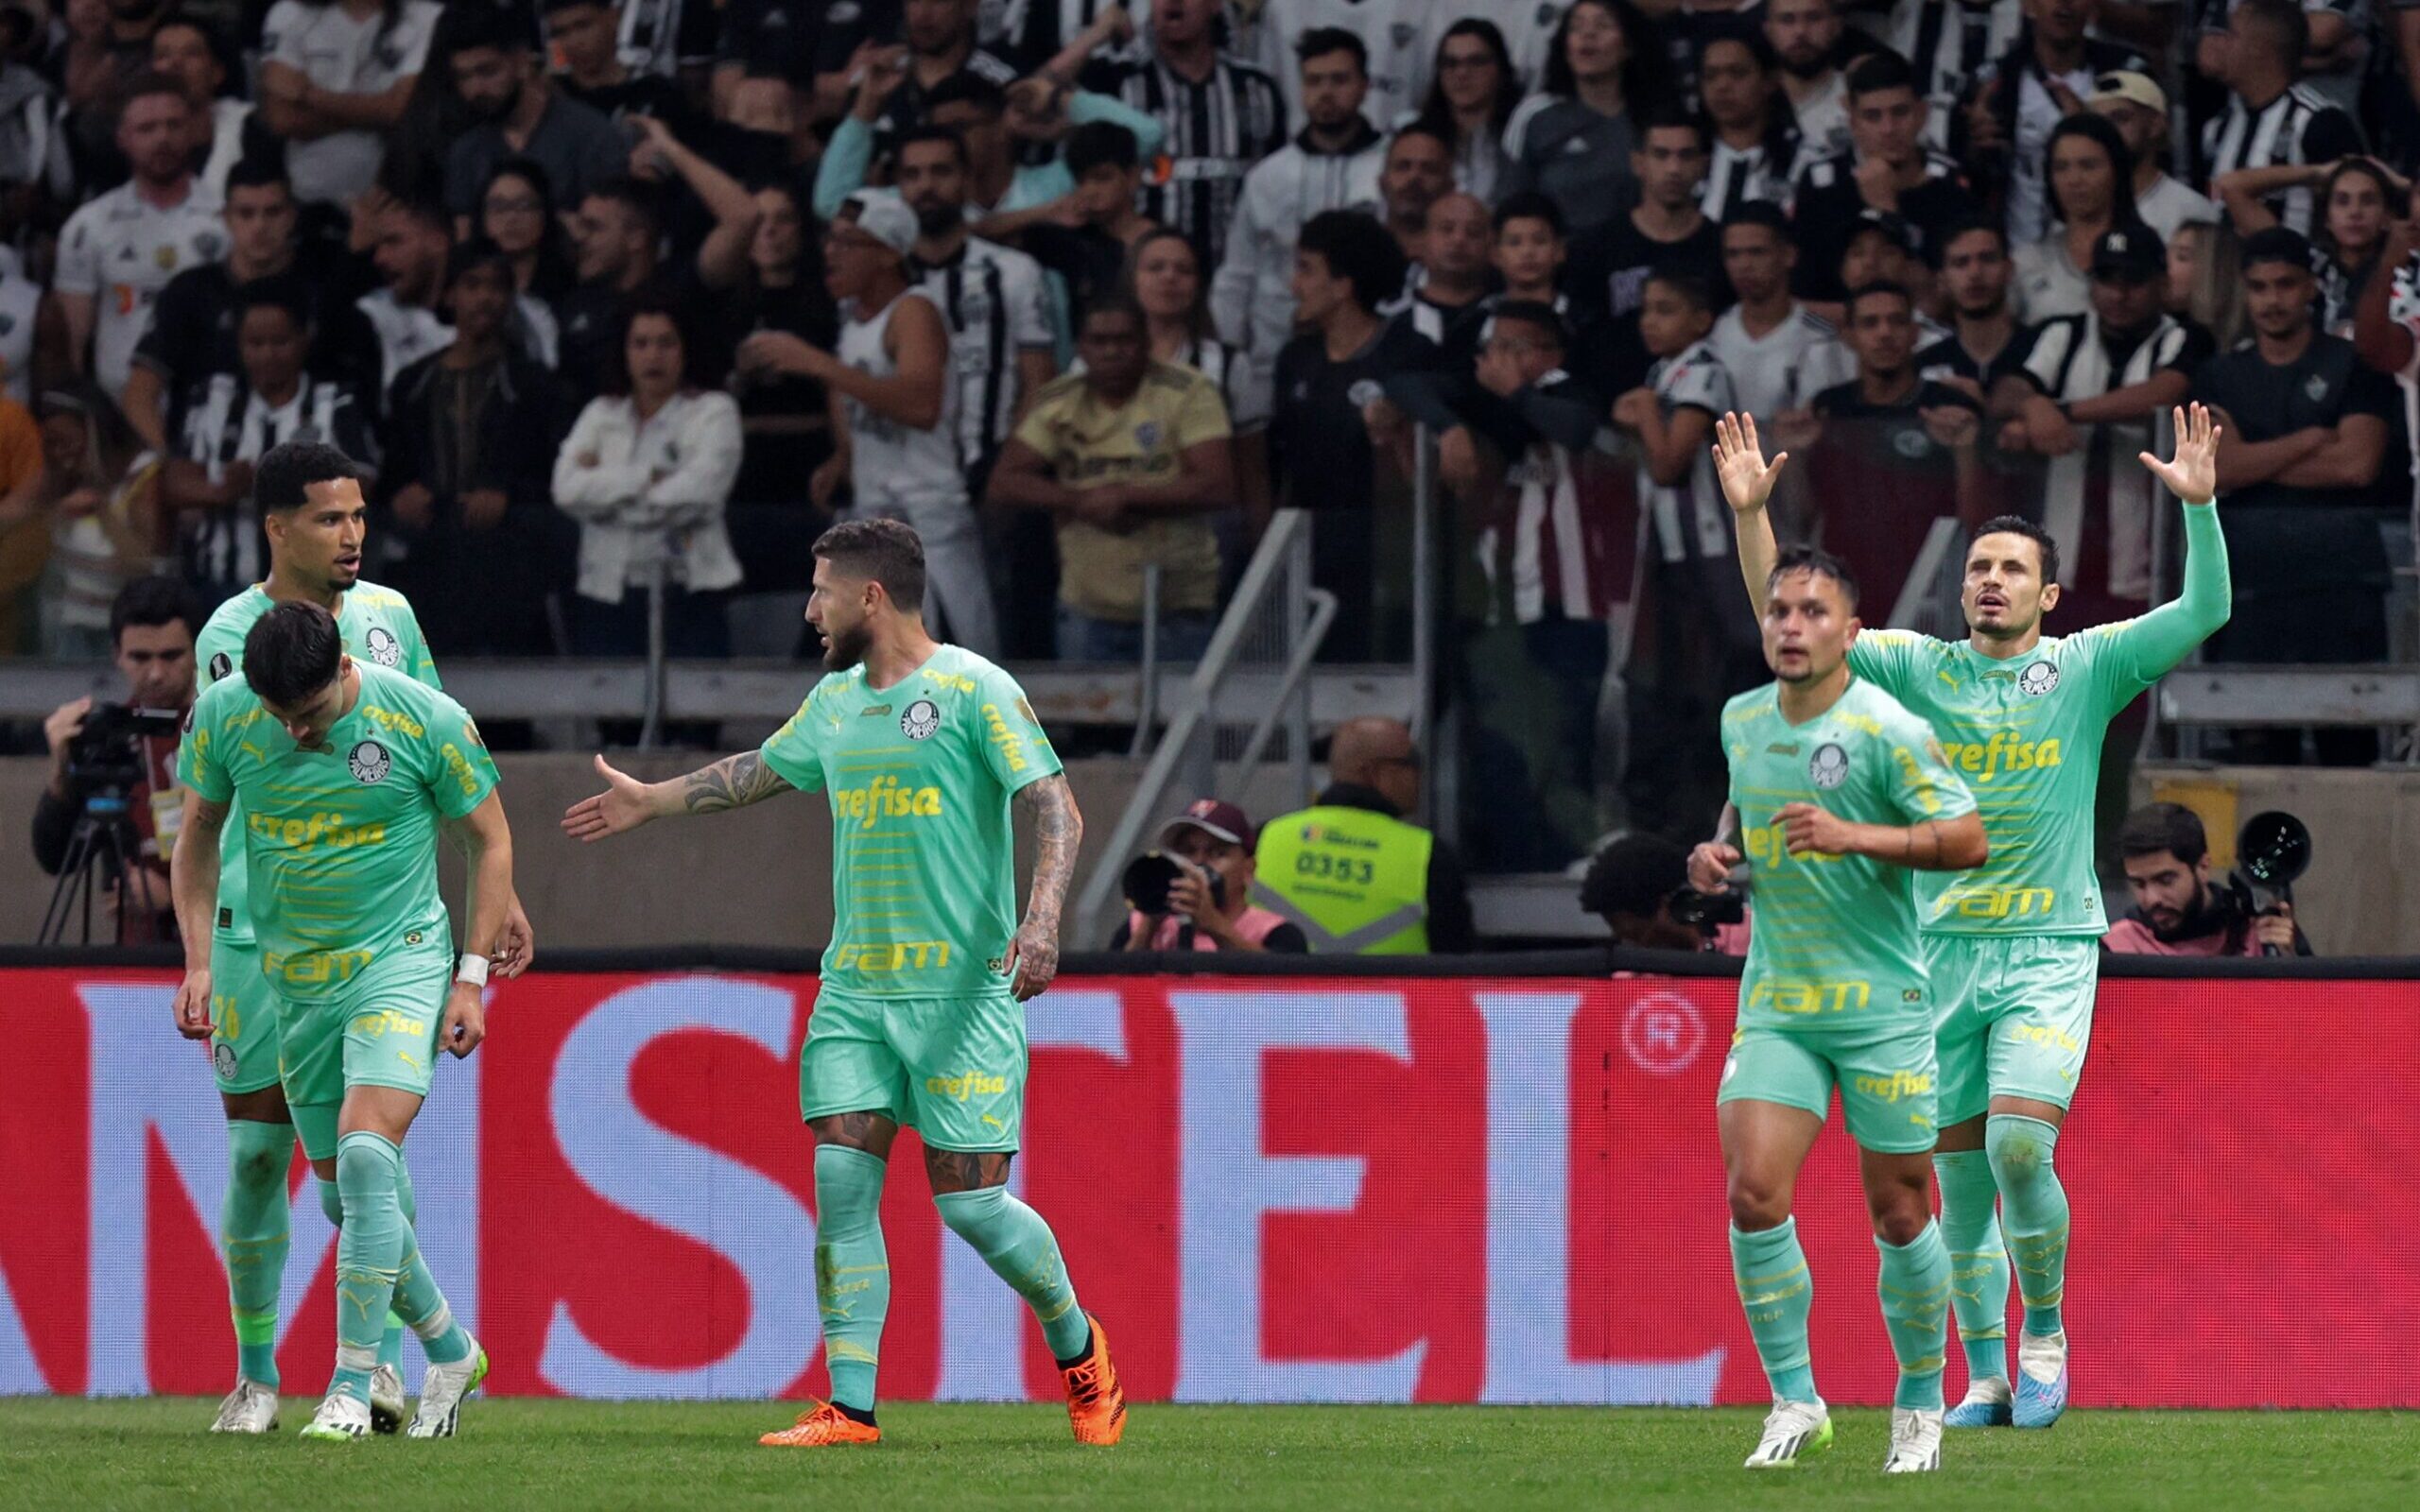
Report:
2198,0,2362,238
1088,0,1288,271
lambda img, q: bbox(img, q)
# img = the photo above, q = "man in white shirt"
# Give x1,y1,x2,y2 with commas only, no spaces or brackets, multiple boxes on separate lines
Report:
51,73,225,404
2087,70,2219,246
258,0,443,208
1768,0,1852,162
357,196,455,402
1710,203,1855,427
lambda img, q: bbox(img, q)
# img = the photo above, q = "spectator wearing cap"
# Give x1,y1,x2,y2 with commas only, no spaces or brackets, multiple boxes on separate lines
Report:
2088,70,2219,248
383,238,573,655
1789,51,1978,302
1113,799,1307,953
1993,224,2213,632
1211,28,1386,419
1254,715,1477,954
1960,0,2147,248
2192,225,2394,764
2010,112,2142,323
2198,0,2363,240
1793,281,1987,620
739,193,999,657
441,4,629,228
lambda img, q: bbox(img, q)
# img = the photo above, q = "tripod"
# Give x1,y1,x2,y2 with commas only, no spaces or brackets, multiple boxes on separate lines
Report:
39,790,161,946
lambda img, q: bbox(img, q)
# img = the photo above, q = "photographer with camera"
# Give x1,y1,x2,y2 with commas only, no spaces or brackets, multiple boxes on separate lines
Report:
1581,833,1751,954
32,576,206,944
1113,799,1306,954
2103,802,2311,957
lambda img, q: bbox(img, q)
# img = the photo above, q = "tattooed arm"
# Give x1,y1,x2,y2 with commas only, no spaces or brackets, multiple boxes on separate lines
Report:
561,750,794,842
1007,773,1081,1001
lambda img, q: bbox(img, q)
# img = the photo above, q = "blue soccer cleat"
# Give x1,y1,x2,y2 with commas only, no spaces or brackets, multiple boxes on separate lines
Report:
2014,1330,2068,1429
1945,1378,2013,1428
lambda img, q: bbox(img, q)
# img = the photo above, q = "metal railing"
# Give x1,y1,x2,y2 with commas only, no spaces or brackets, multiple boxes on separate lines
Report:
1069,508,1337,946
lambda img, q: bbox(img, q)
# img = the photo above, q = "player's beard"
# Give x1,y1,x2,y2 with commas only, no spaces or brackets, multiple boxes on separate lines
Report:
821,617,873,671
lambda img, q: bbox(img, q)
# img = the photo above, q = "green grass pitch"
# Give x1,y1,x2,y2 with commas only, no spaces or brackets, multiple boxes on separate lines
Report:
2,1400,2414,1510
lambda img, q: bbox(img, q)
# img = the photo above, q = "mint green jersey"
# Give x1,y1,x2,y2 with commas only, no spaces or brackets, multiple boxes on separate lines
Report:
1725,677,1976,1034
1846,503,2231,936
179,662,496,1000
191,581,440,943
757,645,1063,999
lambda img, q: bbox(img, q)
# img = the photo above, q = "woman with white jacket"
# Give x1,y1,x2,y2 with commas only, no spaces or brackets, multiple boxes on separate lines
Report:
552,293,743,657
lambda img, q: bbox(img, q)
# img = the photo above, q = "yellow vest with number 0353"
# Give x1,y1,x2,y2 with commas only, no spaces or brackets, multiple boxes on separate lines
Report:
1251,804,1433,954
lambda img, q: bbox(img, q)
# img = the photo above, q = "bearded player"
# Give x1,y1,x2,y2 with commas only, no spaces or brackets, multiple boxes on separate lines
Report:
173,601,510,1441
185,439,531,1435
1713,404,2230,1428
562,518,1122,1449
1689,545,1984,1473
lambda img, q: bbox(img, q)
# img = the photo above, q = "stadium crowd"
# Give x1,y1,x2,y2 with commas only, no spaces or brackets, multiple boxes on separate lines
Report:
0,0,2413,863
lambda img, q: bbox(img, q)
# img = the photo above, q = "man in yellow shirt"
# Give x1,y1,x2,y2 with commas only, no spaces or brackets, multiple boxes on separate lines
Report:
986,297,1236,661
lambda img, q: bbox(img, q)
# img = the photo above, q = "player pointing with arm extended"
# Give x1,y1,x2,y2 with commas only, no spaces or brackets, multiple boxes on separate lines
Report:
1713,404,2230,1430
1690,544,1986,1475
172,601,509,1442
562,518,1122,1451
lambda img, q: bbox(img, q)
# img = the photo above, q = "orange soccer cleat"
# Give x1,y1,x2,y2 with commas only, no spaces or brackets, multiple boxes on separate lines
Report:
758,1400,883,1448
1060,1313,1127,1446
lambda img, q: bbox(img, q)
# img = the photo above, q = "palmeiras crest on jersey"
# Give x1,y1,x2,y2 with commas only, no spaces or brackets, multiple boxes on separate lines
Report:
366,626,403,667
1808,742,1849,789
348,739,392,784
901,697,942,740
2019,661,2060,696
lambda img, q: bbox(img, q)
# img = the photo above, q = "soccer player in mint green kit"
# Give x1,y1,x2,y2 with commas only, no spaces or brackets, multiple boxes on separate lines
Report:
563,518,1124,1450
183,440,534,1435
1687,544,1986,1474
173,600,513,1441
1715,404,2230,1429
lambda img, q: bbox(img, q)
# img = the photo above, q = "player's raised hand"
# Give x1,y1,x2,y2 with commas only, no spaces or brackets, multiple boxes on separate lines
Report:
172,969,213,1040
2139,402,2221,504
441,981,486,1058
1712,412,1789,516
562,754,660,842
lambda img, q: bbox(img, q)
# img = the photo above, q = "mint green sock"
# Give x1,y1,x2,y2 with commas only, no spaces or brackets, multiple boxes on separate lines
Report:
378,1161,417,1373
1876,1220,1951,1410
813,1145,890,1413
1729,1219,1818,1403
330,1132,407,1404
389,1231,472,1366
932,1185,1090,1361
1988,1115,2069,1336
1933,1149,2010,1383
222,1120,293,1389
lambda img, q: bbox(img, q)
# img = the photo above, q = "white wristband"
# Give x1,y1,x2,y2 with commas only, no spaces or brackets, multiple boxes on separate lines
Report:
455,954,491,988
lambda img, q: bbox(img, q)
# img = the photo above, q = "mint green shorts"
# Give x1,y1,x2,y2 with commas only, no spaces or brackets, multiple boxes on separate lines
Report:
1719,1021,1942,1155
1925,934,2098,1125
276,930,454,1158
207,936,283,1096
801,988,1027,1153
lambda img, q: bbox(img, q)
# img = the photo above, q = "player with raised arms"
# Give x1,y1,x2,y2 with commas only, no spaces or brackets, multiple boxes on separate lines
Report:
172,600,511,1441
1687,544,1986,1473
184,439,531,1435
562,517,1123,1449
1713,404,2230,1428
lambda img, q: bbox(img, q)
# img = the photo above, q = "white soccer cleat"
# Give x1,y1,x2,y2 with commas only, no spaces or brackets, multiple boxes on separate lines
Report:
298,1392,372,1442
1884,1407,1945,1472
406,1340,490,1439
208,1378,278,1434
369,1362,407,1435
1743,1399,1834,1469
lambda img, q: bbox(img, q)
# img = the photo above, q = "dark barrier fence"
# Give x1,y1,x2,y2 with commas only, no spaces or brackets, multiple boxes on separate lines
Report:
4,951,2413,1408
